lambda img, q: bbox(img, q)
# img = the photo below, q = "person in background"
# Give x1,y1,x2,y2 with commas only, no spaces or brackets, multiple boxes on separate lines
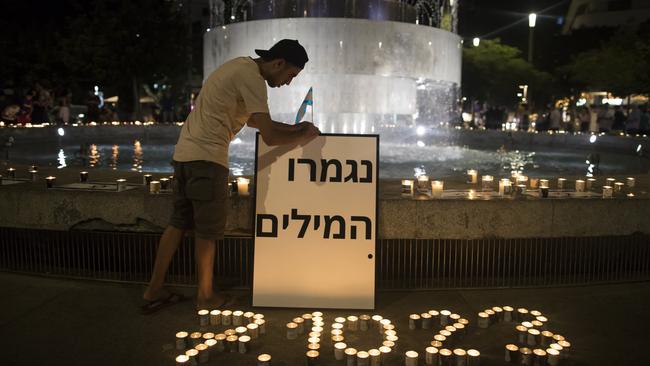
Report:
625,105,641,134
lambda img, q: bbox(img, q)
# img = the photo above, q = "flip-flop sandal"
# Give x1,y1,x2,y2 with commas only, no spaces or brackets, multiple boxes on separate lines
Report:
140,293,187,315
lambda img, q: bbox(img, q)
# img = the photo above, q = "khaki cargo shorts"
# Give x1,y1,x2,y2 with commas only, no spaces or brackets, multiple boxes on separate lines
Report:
169,160,229,240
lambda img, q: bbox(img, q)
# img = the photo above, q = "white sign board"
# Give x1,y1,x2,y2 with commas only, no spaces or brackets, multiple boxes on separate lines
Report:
253,134,378,309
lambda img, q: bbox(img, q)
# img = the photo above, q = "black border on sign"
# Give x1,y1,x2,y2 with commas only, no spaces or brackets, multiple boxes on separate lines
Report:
251,132,380,310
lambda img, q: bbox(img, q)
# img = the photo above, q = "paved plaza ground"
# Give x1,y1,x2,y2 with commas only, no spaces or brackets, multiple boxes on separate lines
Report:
2,272,649,366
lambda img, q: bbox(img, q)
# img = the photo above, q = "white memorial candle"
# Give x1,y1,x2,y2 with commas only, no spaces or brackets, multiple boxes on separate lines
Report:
345,348,358,366
221,310,233,325
293,317,305,334
379,346,391,362
247,323,259,339
575,179,585,192
236,177,250,196
527,329,541,346
226,335,238,352
439,349,452,365
244,311,255,323
185,349,199,364
453,348,467,366
195,343,209,363
214,334,226,352
421,312,433,329
405,350,419,366
409,314,421,330
603,185,613,198
190,332,203,346
306,350,319,366
360,315,371,331
238,335,250,354
557,178,566,190
431,180,444,198
586,177,596,190
347,315,359,331
286,322,298,340
417,175,430,194
368,349,381,366
254,319,266,334
467,349,480,366
209,310,221,325
627,177,635,187
357,351,370,366
401,179,414,196
232,310,244,325
477,312,489,328
175,355,189,365
198,309,209,327
505,344,519,362
175,331,188,350
334,342,348,360
257,353,272,366
467,170,478,184
519,347,532,365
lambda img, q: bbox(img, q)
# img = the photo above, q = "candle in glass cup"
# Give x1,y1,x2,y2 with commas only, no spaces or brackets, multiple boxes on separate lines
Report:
247,323,259,339
557,178,566,190
357,351,369,366
79,171,89,182
176,331,188,350
116,178,127,192
539,179,549,188
401,179,414,196
221,310,233,325
453,349,467,366
7,168,16,178
467,169,478,184
467,349,480,366
516,175,528,187
614,182,624,193
627,177,635,187
143,174,152,185
368,349,381,366
586,177,596,190
540,186,549,198
257,354,272,366
417,175,430,194
195,343,209,363
238,335,250,354
198,309,210,327
439,349,453,365
505,344,519,362
603,185,613,198
149,180,161,194
431,180,444,198
405,351,419,366
286,322,298,340
425,346,439,365
498,178,510,196
606,177,615,186
529,177,539,188
334,342,347,360
237,177,250,196
481,175,494,191
175,355,189,365
345,348,358,366
575,179,585,192
159,177,170,190
45,176,56,188
546,348,560,366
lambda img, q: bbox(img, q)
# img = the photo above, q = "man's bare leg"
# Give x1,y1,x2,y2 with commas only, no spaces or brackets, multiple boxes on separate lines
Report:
195,236,225,309
143,225,185,301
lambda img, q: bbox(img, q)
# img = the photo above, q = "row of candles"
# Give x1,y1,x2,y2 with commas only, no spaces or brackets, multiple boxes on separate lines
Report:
2,166,253,195
172,307,571,366
402,170,638,199
175,310,268,364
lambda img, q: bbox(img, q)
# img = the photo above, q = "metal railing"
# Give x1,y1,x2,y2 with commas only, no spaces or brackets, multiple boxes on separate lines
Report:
0,227,648,289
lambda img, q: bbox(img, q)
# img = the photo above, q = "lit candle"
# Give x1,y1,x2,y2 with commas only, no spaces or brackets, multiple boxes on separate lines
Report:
143,174,152,185
246,323,259,339
606,177,616,187
345,348,358,366
467,169,478,184
308,336,320,345
546,348,560,365
519,347,532,365
202,332,215,342
401,179,414,196
332,335,345,344
301,313,313,328
433,334,446,343
417,175,430,195
286,322,298,340
439,349,452,365
235,326,247,336
499,178,511,196
175,355,189,365
453,322,466,336
357,351,370,366
477,312,489,328
368,348,381,366
575,179,585,192
254,319,266,334
232,310,244,325
503,306,514,322
540,186,549,198
440,310,451,326
175,331,188,350
517,308,529,321
627,177,635,187
430,340,443,348
334,342,347,360
405,351,419,366
602,185,613,198
244,311,255,324
28,169,37,181
359,315,371,331
421,312,433,329
516,175,529,187
205,338,217,349
221,310,233,325
347,315,359,331
627,193,635,198
159,177,170,190
306,350,319,366
558,340,571,356
190,332,203,347
453,348,467,366
481,175,494,191
505,344,519,362
614,182,624,193
527,329,541,346
185,349,199,364
257,353,272,366
539,179,549,188
541,331,554,346
557,178,567,190
408,314,421,330
431,180,444,198
238,335,250,354
7,168,16,179
214,334,226,352
379,346,391,362
237,177,250,196
586,178,596,190
516,325,528,344
383,340,396,349
379,319,392,334
467,189,477,200
533,349,547,365
198,309,209,327
425,346,439,365
226,335,238,353
195,343,209,363
116,178,127,192
149,180,161,194
467,349,480,366
210,310,221,325
484,309,496,324
529,177,539,188
45,176,56,189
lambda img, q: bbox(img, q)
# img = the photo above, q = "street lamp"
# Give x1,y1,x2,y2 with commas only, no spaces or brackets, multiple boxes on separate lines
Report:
472,37,480,47
528,13,536,63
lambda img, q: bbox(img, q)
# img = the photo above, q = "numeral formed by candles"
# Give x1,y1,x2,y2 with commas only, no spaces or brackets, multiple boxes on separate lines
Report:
288,158,373,183
256,210,373,240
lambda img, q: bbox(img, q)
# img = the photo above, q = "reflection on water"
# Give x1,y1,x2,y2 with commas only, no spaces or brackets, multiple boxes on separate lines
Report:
108,145,119,170
131,140,143,172
89,144,100,167
57,149,67,169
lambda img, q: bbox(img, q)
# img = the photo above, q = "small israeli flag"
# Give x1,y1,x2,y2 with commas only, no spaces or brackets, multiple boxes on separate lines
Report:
295,87,313,124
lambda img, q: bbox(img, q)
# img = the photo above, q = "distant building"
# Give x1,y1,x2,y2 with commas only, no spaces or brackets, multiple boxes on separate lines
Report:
563,0,650,33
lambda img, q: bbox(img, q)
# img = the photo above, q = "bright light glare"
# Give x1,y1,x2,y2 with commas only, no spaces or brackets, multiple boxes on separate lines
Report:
57,128,65,136
529,13,537,28
416,126,426,136
589,135,597,143
472,37,480,47
416,141,425,147
232,137,242,145
637,144,642,153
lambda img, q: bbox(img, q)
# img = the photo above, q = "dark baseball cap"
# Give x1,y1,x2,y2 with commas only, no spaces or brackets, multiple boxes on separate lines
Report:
255,39,309,69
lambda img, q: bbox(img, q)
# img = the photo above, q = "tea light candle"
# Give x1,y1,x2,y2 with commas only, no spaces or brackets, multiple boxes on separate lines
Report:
306,350,319,366
586,177,596,190
176,331,188,350
431,180,444,198
433,334,447,343
467,349,480,366
517,308,529,321
519,347,532,365
257,353,272,366
401,179,414,196
481,175,494,191
614,182,624,193
408,314,421,330
116,178,127,192
238,335,250,354
195,343,209,363
440,310,451,326
428,309,440,318
533,348,546,365
334,342,347,360
575,179,585,192
477,312,489,328
226,335,238,352
627,177,635,187
527,329,541,346
467,169,478,184
453,322,466,336
357,351,370,366
368,349,381,366
425,346,439,365
45,176,56,188
237,177,250,196
405,350,419,366
505,344,519,362
149,180,161,194
143,174,152,185
202,332,215,342
417,175,430,194
379,346,392,361
557,178,566,190
516,325,528,343
175,355,189,365
247,323,259,339
221,310,233,325
421,312,433,329
602,185,613,198
286,322,298,339
233,310,244,325
214,334,226,352
546,348,560,365
209,310,221,325
360,315,371,331
185,349,199,364
383,340,396,349
439,349,453,365
7,168,16,178
347,315,359,331
254,319,266,334
345,348,358,366
541,331,554,346
235,326,247,336
453,348,467,366
189,332,202,347
198,309,209,327
332,335,345,344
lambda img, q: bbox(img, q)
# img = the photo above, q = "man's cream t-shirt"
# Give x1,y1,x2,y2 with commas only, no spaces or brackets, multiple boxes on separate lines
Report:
173,57,269,168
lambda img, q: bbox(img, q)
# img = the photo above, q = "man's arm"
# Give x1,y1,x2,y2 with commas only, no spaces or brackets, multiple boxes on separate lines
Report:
247,113,319,146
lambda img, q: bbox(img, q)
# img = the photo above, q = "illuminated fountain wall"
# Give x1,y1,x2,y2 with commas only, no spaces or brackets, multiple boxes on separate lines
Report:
204,17,462,135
